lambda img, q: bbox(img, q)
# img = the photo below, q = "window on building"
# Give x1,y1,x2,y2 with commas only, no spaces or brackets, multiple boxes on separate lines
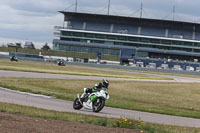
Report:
98,48,103,54
139,38,149,42
118,36,127,41
74,46,81,52
103,48,109,54
158,46,168,50
194,49,200,52
126,43,137,47
114,42,123,46
61,38,72,41
70,46,76,51
62,31,72,36
65,46,71,51
171,47,182,51
73,32,83,37
137,44,148,48
161,40,171,44
113,49,120,55
183,42,193,46
80,40,87,43
182,48,192,52
107,35,116,40
136,51,148,57
105,41,114,45
93,40,105,44
84,33,94,38
92,48,99,53
150,39,160,43
72,38,81,42
194,43,200,47
95,34,105,39
80,47,89,52
172,41,183,46
59,45,64,50
128,37,138,41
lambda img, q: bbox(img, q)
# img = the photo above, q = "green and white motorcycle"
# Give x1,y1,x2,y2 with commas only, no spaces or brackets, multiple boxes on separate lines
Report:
73,87,109,113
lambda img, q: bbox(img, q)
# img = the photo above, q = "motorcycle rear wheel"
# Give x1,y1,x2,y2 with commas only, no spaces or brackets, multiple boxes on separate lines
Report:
73,98,83,110
92,97,105,113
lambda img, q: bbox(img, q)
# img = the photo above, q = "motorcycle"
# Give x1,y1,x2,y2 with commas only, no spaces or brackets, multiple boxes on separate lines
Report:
57,60,65,66
10,56,18,62
73,87,109,113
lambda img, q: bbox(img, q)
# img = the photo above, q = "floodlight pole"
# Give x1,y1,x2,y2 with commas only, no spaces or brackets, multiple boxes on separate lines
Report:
140,3,143,18
173,5,175,21
108,0,111,15
75,0,78,12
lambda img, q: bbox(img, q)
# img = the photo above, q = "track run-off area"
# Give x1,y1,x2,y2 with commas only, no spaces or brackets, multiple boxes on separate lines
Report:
0,70,200,127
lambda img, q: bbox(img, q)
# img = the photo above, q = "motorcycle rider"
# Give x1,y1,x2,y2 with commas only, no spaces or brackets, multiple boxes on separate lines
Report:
10,55,18,61
80,79,109,102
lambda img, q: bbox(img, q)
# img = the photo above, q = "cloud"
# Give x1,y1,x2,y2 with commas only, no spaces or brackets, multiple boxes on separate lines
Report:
0,0,65,43
1,0,68,15
0,0,200,44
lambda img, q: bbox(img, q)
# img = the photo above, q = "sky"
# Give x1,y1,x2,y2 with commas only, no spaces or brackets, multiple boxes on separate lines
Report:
0,0,199,49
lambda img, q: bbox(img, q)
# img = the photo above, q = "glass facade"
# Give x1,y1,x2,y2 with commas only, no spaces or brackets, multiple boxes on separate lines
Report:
54,29,200,61
52,11,200,63
59,31,200,54
58,44,120,56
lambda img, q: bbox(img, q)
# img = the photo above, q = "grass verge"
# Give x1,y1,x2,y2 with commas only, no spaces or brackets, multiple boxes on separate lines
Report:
0,102,199,133
1,78,200,119
0,59,172,80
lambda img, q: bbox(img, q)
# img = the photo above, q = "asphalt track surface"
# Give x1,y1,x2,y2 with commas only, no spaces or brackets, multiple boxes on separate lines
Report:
1,70,200,82
1,70,200,127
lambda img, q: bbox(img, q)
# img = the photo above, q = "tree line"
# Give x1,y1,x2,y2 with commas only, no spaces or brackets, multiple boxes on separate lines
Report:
6,42,51,51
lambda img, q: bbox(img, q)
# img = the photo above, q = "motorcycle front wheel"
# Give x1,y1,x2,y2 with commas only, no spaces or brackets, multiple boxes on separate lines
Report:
73,98,83,110
92,97,105,113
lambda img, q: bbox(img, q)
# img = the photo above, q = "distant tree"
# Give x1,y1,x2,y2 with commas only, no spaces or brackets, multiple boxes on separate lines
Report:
7,43,16,47
24,41,35,49
41,43,51,51
16,43,22,48
31,43,36,49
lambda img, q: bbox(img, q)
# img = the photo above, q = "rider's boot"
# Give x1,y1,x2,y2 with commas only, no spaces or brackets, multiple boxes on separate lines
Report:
80,92,86,102
80,88,91,102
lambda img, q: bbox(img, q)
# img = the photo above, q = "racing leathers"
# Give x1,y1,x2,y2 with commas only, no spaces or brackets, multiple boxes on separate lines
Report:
80,82,105,101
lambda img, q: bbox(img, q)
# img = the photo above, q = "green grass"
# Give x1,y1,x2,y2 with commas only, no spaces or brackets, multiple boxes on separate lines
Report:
0,59,172,80
1,78,200,119
0,102,199,133
135,69,200,79
2,47,200,79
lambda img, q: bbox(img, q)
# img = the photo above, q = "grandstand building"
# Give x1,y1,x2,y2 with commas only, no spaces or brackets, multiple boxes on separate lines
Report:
53,11,200,67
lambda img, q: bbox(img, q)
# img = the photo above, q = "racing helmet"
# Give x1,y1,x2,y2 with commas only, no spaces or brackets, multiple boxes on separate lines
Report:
102,79,109,88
